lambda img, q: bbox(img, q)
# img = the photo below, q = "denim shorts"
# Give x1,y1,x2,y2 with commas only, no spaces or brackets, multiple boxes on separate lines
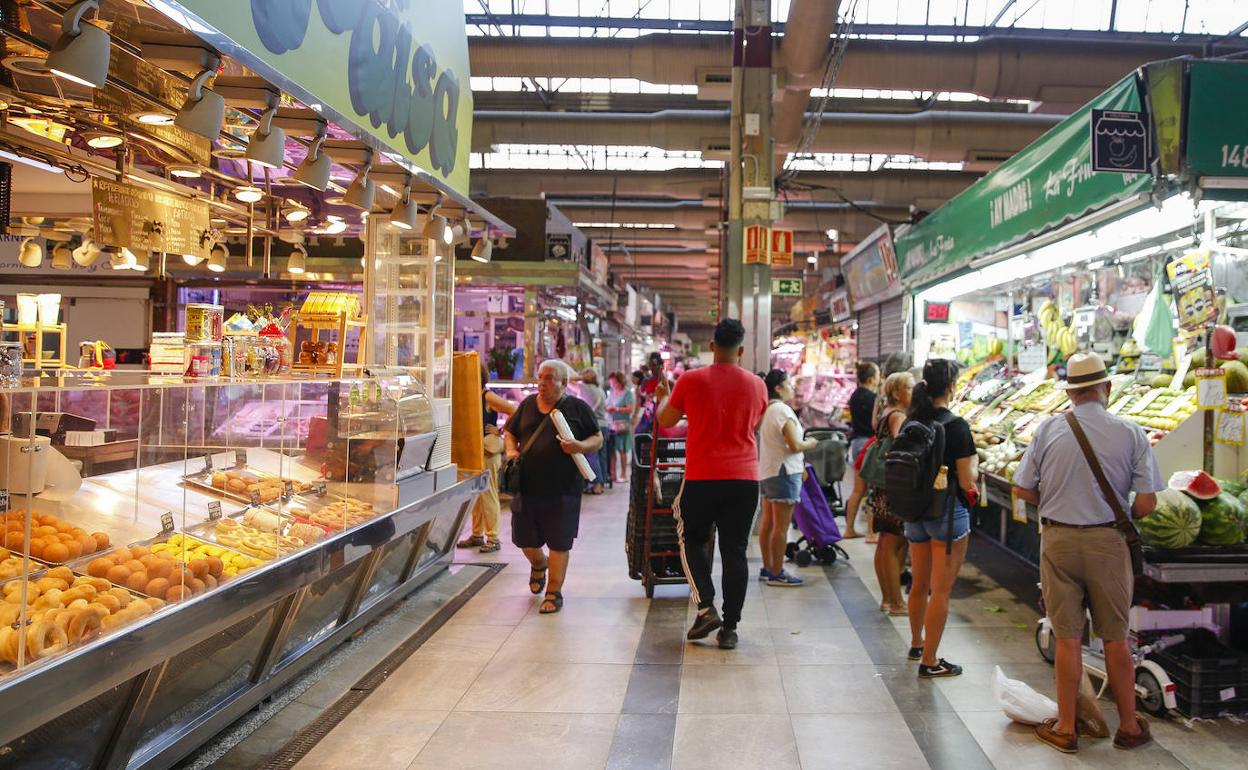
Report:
849,436,870,465
761,468,802,503
904,500,971,544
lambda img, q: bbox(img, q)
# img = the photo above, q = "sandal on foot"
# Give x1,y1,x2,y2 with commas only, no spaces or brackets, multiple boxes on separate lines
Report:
539,591,563,614
529,566,548,595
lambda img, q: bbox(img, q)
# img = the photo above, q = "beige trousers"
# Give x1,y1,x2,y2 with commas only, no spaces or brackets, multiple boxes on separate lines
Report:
471,450,502,540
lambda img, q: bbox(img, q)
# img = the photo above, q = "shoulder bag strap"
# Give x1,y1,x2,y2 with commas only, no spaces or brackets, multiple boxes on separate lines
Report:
518,400,556,459
1064,411,1130,527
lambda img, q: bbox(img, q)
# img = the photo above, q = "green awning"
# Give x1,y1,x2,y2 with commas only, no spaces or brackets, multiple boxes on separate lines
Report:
894,74,1154,290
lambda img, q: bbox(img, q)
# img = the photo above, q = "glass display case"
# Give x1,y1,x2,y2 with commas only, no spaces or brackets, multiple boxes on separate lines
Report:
0,371,484,769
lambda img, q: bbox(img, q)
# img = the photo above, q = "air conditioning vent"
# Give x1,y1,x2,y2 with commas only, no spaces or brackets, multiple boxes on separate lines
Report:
696,67,732,101
700,138,732,162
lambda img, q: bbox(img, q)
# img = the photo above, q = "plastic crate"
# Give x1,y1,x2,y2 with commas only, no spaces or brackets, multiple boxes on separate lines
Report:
1150,630,1248,717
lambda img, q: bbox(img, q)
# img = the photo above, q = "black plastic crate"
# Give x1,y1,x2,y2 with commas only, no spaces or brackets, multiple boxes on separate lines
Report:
1150,630,1248,716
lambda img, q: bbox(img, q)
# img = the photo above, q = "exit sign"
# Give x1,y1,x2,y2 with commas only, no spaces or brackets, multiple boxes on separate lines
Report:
772,278,803,296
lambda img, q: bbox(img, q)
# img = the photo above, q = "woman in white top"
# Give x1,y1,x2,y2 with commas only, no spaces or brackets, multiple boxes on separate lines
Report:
758,369,819,587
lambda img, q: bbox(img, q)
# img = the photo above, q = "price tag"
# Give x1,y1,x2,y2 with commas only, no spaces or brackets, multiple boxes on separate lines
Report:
314,480,327,496
207,501,222,521
1196,369,1228,410
1216,407,1246,447
1014,379,1045,398
978,409,1006,429
979,478,988,508
283,480,294,499
160,512,175,534
1011,490,1029,523
1107,395,1131,415
204,454,214,472
0,490,9,513
1170,347,1191,391
1128,389,1162,415
1159,394,1190,417
234,448,247,468
1220,686,1237,702
250,490,261,507
1018,345,1048,374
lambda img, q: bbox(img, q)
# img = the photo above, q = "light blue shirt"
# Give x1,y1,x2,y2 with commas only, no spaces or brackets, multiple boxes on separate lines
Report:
1013,400,1165,526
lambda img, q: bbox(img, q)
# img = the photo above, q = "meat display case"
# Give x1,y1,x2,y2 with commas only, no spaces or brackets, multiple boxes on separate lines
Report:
0,371,484,769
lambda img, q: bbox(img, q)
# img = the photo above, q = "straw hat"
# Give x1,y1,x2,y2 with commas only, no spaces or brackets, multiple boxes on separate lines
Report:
1059,352,1111,390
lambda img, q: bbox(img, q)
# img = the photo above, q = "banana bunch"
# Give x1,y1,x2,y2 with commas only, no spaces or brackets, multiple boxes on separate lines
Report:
1038,300,1079,358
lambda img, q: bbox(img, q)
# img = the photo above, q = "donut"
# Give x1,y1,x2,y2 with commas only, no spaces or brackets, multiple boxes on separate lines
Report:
34,577,68,594
106,587,132,608
25,619,68,659
0,604,22,626
0,627,18,663
33,588,63,610
144,597,165,611
93,594,121,614
4,581,38,603
68,607,104,643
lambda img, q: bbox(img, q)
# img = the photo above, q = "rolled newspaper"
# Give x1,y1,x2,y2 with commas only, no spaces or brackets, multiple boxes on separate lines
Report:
551,408,596,481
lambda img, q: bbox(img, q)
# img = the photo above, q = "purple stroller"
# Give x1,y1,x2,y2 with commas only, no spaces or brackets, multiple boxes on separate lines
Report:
786,463,850,567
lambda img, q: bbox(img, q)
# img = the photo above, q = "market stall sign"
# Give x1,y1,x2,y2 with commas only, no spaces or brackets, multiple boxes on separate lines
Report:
772,278,803,296
744,224,769,264
1167,250,1217,330
163,0,473,197
91,178,210,256
893,74,1153,290
770,229,794,267
1091,109,1149,174
829,289,852,323
841,224,900,311
1185,60,1248,178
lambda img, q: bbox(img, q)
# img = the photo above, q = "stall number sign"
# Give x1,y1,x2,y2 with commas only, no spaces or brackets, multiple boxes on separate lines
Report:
1090,109,1149,174
1018,345,1048,374
1197,369,1228,410
772,278,803,297
770,229,794,267
1216,405,1246,447
744,225,769,265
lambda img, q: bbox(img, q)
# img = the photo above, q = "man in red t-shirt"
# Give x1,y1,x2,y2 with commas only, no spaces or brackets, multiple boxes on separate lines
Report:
656,319,767,650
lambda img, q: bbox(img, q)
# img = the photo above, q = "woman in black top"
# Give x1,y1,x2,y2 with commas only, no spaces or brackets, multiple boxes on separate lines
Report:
903,358,978,680
843,361,880,538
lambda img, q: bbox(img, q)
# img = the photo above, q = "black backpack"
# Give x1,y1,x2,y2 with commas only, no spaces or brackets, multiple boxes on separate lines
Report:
884,415,952,524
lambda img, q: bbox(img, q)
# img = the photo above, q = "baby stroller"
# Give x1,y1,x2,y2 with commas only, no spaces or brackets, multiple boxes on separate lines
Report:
802,428,848,513
786,463,850,567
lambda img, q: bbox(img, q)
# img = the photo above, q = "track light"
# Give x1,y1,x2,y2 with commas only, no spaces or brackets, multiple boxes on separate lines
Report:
46,1,110,89
284,205,309,223
207,243,227,272
234,186,264,203
82,131,122,149
245,103,286,169
422,200,452,245
174,61,225,140
389,178,417,229
344,153,375,211
72,237,101,266
287,242,307,274
471,237,493,263
294,122,331,190
453,218,472,246
18,238,43,268
168,164,202,178
50,243,72,270
110,247,136,270
182,252,203,266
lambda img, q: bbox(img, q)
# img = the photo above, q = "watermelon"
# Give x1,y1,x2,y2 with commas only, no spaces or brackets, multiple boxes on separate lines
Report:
1139,489,1202,549
1218,478,1247,498
1169,470,1222,501
1222,360,1248,393
1197,493,1247,546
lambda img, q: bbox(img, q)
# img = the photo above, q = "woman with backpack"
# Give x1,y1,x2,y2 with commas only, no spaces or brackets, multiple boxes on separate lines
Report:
903,358,978,679
865,371,914,615
757,369,819,586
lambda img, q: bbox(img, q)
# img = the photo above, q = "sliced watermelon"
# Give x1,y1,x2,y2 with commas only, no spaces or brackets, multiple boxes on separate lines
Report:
1169,470,1222,501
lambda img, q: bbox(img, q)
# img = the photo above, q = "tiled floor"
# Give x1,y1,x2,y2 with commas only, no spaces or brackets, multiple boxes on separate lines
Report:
296,483,1248,770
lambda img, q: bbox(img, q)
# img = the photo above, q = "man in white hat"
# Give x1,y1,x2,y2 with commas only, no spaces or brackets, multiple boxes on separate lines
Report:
1012,352,1164,754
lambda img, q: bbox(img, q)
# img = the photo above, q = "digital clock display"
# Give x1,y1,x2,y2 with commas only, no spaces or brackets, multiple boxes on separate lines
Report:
925,301,951,323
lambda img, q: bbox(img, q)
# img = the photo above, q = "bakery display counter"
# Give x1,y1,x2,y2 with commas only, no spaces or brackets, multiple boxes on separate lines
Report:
0,372,482,769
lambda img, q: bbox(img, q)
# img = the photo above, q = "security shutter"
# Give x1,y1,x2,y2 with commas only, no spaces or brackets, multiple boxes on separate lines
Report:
857,304,880,361
879,296,906,359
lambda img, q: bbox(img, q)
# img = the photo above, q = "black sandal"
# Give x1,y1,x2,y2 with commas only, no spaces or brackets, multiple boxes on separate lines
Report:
539,591,563,614
529,566,548,595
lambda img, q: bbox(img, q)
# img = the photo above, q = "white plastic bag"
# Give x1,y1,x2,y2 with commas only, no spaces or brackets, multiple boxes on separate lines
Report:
993,665,1058,725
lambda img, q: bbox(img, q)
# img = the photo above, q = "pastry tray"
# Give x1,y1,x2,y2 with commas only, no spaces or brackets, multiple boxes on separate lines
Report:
182,465,318,506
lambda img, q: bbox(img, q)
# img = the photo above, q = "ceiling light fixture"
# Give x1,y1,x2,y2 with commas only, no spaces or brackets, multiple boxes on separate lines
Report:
182,251,203,266
72,237,101,266
133,111,176,125
234,185,264,203
207,243,227,272
470,237,493,263
174,58,225,140
168,163,202,178
50,243,72,270
389,176,417,229
422,198,451,245
287,242,307,274
82,130,122,149
18,238,43,268
323,219,348,235
111,247,136,270
46,1,111,89
294,120,331,190
284,205,309,223
8,116,71,143
0,149,63,175
454,217,471,246
344,151,375,211
130,247,151,271
245,101,286,169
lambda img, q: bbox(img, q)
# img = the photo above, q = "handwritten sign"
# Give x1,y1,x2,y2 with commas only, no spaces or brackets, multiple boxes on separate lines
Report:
1196,369,1228,410
1011,490,1030,523
207,501,222,521
1216,406,1246,447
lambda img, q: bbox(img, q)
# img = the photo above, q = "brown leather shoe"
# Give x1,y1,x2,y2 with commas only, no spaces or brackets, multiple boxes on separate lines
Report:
1035,719,1078,754
1113,715,1152,750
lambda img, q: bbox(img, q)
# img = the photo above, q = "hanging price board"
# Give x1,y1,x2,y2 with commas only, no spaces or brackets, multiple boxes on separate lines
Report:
1010,489,1029,523
1216,406,1246,447
1196,369,1228,410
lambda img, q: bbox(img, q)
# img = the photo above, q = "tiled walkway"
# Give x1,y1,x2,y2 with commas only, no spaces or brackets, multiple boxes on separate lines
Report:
295,484,1248,770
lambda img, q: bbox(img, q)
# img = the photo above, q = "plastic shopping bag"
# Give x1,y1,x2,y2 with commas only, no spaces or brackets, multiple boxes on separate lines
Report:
992,665,1058,725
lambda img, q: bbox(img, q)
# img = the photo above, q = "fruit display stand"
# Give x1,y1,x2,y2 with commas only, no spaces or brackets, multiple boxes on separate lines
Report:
0,372,485,768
